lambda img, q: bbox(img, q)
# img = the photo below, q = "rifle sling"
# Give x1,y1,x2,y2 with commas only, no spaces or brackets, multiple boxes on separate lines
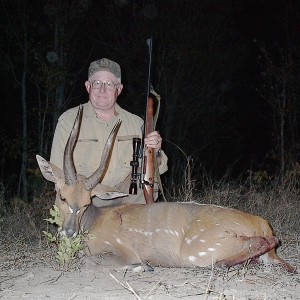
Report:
150,87,168,202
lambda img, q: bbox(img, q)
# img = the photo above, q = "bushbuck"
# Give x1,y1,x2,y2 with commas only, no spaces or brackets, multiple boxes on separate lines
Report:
36,106,296,273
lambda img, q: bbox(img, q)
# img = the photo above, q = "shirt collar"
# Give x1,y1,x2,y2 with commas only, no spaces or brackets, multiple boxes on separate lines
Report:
84,101,123,119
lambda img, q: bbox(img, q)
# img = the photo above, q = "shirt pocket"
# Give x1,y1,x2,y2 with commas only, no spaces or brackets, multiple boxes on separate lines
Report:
116,139,132,171
73,139,101,176
116,135,140,176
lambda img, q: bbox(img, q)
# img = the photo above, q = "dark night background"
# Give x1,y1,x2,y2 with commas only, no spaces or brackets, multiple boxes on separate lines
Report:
1,0,300,200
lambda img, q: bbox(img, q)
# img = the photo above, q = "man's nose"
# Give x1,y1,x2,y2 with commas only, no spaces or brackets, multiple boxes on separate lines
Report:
99,83,106,92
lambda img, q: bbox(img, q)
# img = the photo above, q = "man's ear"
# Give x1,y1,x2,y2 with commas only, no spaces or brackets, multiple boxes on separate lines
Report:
117,83,123,95
36,155,65,189
85,80,91,93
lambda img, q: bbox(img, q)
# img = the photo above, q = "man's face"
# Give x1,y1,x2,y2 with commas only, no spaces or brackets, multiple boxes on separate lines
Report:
85,71,123,112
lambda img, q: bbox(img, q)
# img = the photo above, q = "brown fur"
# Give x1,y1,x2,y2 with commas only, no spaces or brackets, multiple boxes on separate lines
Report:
36,106,296,273
80,202,296,272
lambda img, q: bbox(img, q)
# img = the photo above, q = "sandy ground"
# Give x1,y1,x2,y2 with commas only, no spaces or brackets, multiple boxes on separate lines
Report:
0,237,299,300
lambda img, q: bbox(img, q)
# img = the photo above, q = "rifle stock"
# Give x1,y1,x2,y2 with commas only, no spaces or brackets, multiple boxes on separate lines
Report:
140,36,156,204
142,96,155,204
128,38,161,204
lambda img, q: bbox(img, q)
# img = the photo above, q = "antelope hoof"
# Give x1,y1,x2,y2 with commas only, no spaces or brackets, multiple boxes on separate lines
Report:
126,262,154,272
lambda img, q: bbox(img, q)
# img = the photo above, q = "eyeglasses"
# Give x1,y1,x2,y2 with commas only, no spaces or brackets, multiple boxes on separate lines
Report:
89,80,119,91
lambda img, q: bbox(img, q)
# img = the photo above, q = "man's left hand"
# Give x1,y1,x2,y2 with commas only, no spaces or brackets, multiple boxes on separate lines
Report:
145,131,162,150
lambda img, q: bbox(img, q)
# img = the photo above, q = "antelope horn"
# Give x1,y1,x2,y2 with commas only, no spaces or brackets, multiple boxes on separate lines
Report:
84,120,122,191
63,105,83,186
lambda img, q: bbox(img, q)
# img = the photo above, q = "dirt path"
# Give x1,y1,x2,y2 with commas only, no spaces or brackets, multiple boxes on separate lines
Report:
1,240,299,300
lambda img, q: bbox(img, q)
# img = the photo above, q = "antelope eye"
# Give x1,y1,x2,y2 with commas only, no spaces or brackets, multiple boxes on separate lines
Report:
60,194,66,202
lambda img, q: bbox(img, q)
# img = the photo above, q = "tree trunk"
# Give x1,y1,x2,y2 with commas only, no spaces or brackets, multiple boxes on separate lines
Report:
18,3,28,201
279,110,285,176
53,1,65,128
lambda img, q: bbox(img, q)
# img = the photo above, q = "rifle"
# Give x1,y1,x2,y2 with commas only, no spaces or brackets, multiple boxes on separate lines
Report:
129,37,156,204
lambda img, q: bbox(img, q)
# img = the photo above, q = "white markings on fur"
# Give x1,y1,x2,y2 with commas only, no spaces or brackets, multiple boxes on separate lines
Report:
185,238,192,245
258,253,274,265
144,231,153,237
188,256,197,262
128,228,153,237
131,265,144,272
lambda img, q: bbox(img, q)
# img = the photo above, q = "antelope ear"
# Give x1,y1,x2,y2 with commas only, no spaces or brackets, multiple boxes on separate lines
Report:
91,183,128,199
36,155,65,189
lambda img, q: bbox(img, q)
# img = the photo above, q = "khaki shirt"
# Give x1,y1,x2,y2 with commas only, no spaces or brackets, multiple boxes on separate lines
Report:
50,101,168,204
